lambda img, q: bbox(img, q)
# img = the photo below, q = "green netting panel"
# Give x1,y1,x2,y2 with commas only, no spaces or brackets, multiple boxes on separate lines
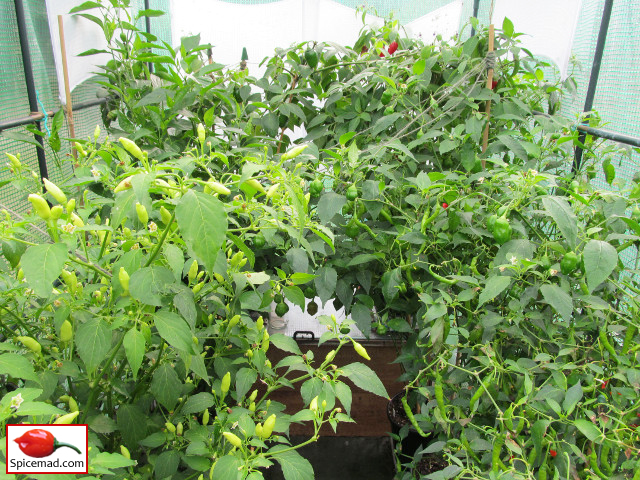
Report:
0,0,173,218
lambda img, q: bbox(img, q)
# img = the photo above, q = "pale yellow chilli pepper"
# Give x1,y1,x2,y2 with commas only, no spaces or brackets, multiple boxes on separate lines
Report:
197,123,206,145
261,414,276,439
6,153,21,169
114,176,133,193
60,320,73,343
118,137,145,162
28,194,51,220
43,178,67,205
352,340,371,361
244,178,265,193
281,144,309,161
54,411,79,424
120,445,130,460
205,180,231,196
220,372,231,398
135,203,148,225
188,260,198,284
222,431,242,448
16,336,41,354
119,267,130,294
50,205,63,221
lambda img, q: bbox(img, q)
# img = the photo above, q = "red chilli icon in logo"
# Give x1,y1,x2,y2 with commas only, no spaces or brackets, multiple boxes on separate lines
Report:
14,429,81,458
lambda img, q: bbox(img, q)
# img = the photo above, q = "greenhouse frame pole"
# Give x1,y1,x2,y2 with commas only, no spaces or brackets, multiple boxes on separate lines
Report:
144,0,153,73
14,0,49,180
573,0,614,172
470,0,481,37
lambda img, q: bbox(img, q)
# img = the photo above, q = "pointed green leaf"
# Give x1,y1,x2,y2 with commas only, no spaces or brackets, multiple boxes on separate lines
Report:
76,318,111,374
540,284,573,321
478,275,511,307
341,362,388,399
543,196,578,249
269,333,302,355
150,364,182,410
583,240,618,292
21,243,67,297
212,455,242,480
154,310,194,354
123,328,145,380
129,266,175,306
0,353,39,381
270,448,313,480
182,392,214,415
176,191,227,274
574,419,602,442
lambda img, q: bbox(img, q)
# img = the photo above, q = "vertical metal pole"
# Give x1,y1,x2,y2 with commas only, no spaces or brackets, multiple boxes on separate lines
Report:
574,0,614,172
14,0,49,180
470,0,481,37
144,0,153,73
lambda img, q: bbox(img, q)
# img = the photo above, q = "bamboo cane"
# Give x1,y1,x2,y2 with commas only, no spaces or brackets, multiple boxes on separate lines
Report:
57,15,77,160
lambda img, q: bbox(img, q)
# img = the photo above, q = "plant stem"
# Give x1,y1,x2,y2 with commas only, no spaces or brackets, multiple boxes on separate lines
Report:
144,211,176,267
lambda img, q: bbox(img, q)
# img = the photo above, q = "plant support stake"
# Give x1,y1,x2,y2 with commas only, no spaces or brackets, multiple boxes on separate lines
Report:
14,0,48,180
58,15,77,158
574,0,614,172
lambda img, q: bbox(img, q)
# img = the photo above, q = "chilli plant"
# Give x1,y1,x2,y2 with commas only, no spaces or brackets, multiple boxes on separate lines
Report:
0,129,388,479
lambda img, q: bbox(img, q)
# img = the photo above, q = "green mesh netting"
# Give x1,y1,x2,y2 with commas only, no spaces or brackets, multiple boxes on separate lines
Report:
0,0,172,216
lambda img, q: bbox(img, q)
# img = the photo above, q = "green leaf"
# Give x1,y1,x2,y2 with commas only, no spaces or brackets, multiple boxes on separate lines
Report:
563,382,583,416
531,420,549,454
235,367,257,400
542,196,578,249
540,284,573,322
0,353,39,381
347,254,382,267
439,139,457,155
583,240,618,293
154,310,194,354
339,131,356,145
2,239,26,268
262,112,279,137
574,419,602,442
317,192,347,224
154,450,180,480
14,402,65,416
289,272,316,285
478,275,511,307
351,303,372,338
381,268,403,303
123,327,145,380
502,16,514,37
269,333,302,355
314,266,337,305
497,133,527,161
283,285,305,310
150,364,182,410
182,392,214,415
76,318,111,374
88,414,117,434
69,1,101,13
21,243,67,297
270,448,314,480
92,452,136,470
413,58,426,76
212,455,242,480
176,191,227,274
341,362,388,398
335,381,352,416
117,404,148,450
129,266,175,306
174,288,197,329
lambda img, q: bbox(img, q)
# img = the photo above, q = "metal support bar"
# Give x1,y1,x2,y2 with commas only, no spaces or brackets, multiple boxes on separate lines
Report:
144,0,153,74
470,0,481,37
573,0,614,172
576,124,640,149
0,98,108,132
14,0,48,180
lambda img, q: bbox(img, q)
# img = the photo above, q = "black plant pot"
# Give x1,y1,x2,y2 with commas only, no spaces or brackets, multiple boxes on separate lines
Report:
386,391,432,460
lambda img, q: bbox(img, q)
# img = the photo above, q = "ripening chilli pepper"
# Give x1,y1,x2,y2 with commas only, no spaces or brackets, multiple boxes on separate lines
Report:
220,372,231,399
119,137,145,162
223,432,242,448
60,320,73,343
14,429,81,457
135,203,148,225
17,336,41,355
28,194,51,220
352,340,371,361
43,178,67,205
261,414,276,439
281,145,309,161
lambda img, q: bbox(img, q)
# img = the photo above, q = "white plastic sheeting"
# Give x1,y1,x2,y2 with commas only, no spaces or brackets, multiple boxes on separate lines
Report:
492,0,583,79
45,0,112,103
169,0,464,77
406,0,463,43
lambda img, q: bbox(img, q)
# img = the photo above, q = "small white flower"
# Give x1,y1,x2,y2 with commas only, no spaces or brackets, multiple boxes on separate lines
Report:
499,266,506,272
91,167,100,178
478,177,485,184
148,221,158,232
131,243,140,250
510,255,517,265
61,223,76,234
549,269,558,276
10,393,24,410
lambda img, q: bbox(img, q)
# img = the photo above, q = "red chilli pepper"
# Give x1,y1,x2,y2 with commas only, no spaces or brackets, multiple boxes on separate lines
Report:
549,449,557,457
380,41,398,57
14,429,81,458
442,202,449,209
491,79,498,90
601,380,608,389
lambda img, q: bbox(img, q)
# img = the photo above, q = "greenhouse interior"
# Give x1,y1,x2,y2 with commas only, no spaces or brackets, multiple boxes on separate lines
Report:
1,0,640,479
